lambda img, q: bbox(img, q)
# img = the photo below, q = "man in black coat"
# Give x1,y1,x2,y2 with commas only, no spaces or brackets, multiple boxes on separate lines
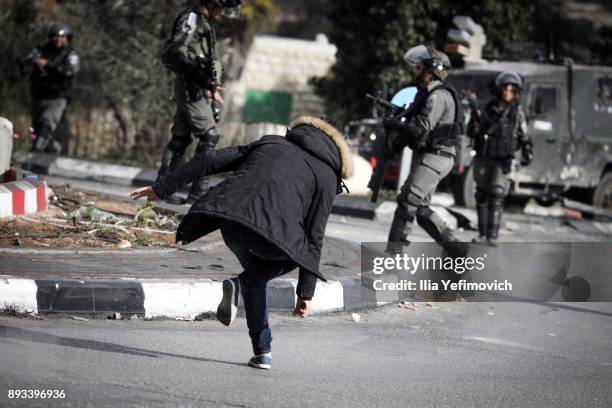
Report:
131,116,353,369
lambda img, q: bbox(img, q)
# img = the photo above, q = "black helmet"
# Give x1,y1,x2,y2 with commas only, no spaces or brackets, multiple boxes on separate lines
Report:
202,0,241,17
403,45,451,80
495,71,523,90
47,21,73,41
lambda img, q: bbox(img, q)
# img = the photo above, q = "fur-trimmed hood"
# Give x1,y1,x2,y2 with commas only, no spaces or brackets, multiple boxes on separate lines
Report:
287,116,353,179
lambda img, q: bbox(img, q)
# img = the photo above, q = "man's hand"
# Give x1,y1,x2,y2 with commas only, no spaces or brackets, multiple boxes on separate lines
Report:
34,58,48,67
206,86,225,104
130,186,159,201
293,298,311,318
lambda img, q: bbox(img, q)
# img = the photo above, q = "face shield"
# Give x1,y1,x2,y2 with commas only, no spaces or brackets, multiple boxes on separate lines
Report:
223,5,241,18
403,45,434,67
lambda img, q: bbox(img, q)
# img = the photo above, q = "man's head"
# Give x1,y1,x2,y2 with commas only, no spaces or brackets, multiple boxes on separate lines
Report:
201,0,241,19
47,22,73,48
403,45,451,87
493,71,523,103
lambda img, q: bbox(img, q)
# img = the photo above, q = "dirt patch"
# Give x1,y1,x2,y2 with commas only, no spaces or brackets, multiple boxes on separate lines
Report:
0,186,179,249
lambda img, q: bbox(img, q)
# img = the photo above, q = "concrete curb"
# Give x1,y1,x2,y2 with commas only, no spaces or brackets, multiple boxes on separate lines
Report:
0,275,369,319
0,180,52,217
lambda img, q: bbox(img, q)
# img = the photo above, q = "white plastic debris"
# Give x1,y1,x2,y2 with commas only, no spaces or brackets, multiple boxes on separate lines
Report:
351,313,361,323
117,239,132,249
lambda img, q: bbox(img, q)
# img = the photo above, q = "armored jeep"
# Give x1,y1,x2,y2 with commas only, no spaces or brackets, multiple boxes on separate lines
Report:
447,61,612,210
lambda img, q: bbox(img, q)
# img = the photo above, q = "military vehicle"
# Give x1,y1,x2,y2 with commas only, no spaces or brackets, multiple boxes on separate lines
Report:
447,60,612,210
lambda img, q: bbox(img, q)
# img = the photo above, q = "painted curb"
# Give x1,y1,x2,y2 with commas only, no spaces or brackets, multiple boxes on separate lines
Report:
0,276,368,320
0,180,52,217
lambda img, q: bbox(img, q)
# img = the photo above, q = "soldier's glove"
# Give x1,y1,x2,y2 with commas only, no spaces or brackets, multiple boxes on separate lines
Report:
520,151,533,166
466,91,479,113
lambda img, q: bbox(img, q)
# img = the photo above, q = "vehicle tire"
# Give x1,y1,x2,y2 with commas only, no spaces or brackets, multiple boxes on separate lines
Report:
592,172,612,210
452,166,476,208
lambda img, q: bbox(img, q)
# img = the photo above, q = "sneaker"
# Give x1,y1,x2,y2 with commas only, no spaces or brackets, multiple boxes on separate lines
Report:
248,353,272,370
217,278,240,326
471,235,487,243
487,238,498,247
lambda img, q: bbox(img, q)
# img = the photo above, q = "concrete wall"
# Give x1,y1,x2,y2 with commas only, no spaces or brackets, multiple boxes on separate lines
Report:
0,118,14,178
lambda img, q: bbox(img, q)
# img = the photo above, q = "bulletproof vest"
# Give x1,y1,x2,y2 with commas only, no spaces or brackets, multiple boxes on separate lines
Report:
407,83,464,149
474,102,518,159
30,44,75,99
174,10,222,83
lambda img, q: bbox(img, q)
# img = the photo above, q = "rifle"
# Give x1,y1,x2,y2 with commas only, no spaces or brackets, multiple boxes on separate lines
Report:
19,48,43,77
365,94,403,203
195,56,221,123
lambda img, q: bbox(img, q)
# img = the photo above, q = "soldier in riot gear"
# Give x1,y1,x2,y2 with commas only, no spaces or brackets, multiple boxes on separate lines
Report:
157,0,241,204
467,71,533,246
20,21,79,154
384,45,466,256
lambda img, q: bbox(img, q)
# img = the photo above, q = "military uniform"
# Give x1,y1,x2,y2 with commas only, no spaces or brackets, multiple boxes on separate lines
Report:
468,101,531,241
386,80,464,252
21,42,79,153
158,7,223,202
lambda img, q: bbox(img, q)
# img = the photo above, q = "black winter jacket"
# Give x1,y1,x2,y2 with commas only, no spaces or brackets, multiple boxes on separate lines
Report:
152,117,353,299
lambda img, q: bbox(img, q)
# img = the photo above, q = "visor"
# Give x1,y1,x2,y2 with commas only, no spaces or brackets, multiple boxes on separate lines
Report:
403,45,433,66
224,5,241,18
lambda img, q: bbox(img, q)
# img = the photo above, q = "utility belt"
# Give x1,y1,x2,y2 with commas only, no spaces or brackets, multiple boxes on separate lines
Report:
421,148,455,159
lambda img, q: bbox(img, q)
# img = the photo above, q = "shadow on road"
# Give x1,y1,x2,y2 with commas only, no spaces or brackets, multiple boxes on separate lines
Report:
0,325,246,368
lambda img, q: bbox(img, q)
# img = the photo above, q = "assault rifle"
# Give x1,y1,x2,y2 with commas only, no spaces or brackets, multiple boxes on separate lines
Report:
366,94,403,203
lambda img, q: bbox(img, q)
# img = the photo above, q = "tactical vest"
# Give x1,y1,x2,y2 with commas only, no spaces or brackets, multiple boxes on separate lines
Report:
407,83,464,150
185,11,223,83
31,45,75,99
474,102,518,159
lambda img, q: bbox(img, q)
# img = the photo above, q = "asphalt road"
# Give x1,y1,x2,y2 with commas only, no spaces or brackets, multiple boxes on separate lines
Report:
1,302,611,408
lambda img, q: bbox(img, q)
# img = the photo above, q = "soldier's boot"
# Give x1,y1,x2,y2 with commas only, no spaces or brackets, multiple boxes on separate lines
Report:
416,207,468,258
385,202,416,254
31,125,53,153
487,185,505,247
472,187,489,243
156,143,187,205
186,128,220,204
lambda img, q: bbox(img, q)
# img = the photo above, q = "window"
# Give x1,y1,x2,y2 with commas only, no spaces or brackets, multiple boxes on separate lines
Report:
530,87,557,116
597,76,612,104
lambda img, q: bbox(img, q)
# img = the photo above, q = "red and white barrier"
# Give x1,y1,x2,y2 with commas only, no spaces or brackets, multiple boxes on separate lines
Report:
0,180,51,217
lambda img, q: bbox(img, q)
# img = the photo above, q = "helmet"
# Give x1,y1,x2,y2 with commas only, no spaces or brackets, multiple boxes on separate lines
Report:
47,21,73,41
403,45,451,80
494,71,523,90
203,0,241,17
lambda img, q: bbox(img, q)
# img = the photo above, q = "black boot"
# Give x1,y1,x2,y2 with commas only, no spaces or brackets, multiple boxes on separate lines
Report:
186,128,220,203
488,186,505,247
472,203,489,243
386,206,414,254
438,228,469,259
157,146,187,205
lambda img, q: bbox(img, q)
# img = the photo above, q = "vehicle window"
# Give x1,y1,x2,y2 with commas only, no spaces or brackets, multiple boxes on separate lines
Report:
597,76,612,103
530,87,557,116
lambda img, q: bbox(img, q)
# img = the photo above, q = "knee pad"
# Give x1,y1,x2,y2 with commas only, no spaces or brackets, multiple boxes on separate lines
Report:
395,194,417,222
490,185,505,201
194,128,220,156
416,207,434,224
475,187,488,205
168,138,190,155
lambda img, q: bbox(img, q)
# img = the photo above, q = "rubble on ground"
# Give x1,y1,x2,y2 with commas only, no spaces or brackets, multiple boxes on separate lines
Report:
0,185,179,248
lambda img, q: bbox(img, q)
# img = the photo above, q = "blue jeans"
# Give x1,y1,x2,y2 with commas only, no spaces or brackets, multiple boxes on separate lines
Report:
221,224,297,355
